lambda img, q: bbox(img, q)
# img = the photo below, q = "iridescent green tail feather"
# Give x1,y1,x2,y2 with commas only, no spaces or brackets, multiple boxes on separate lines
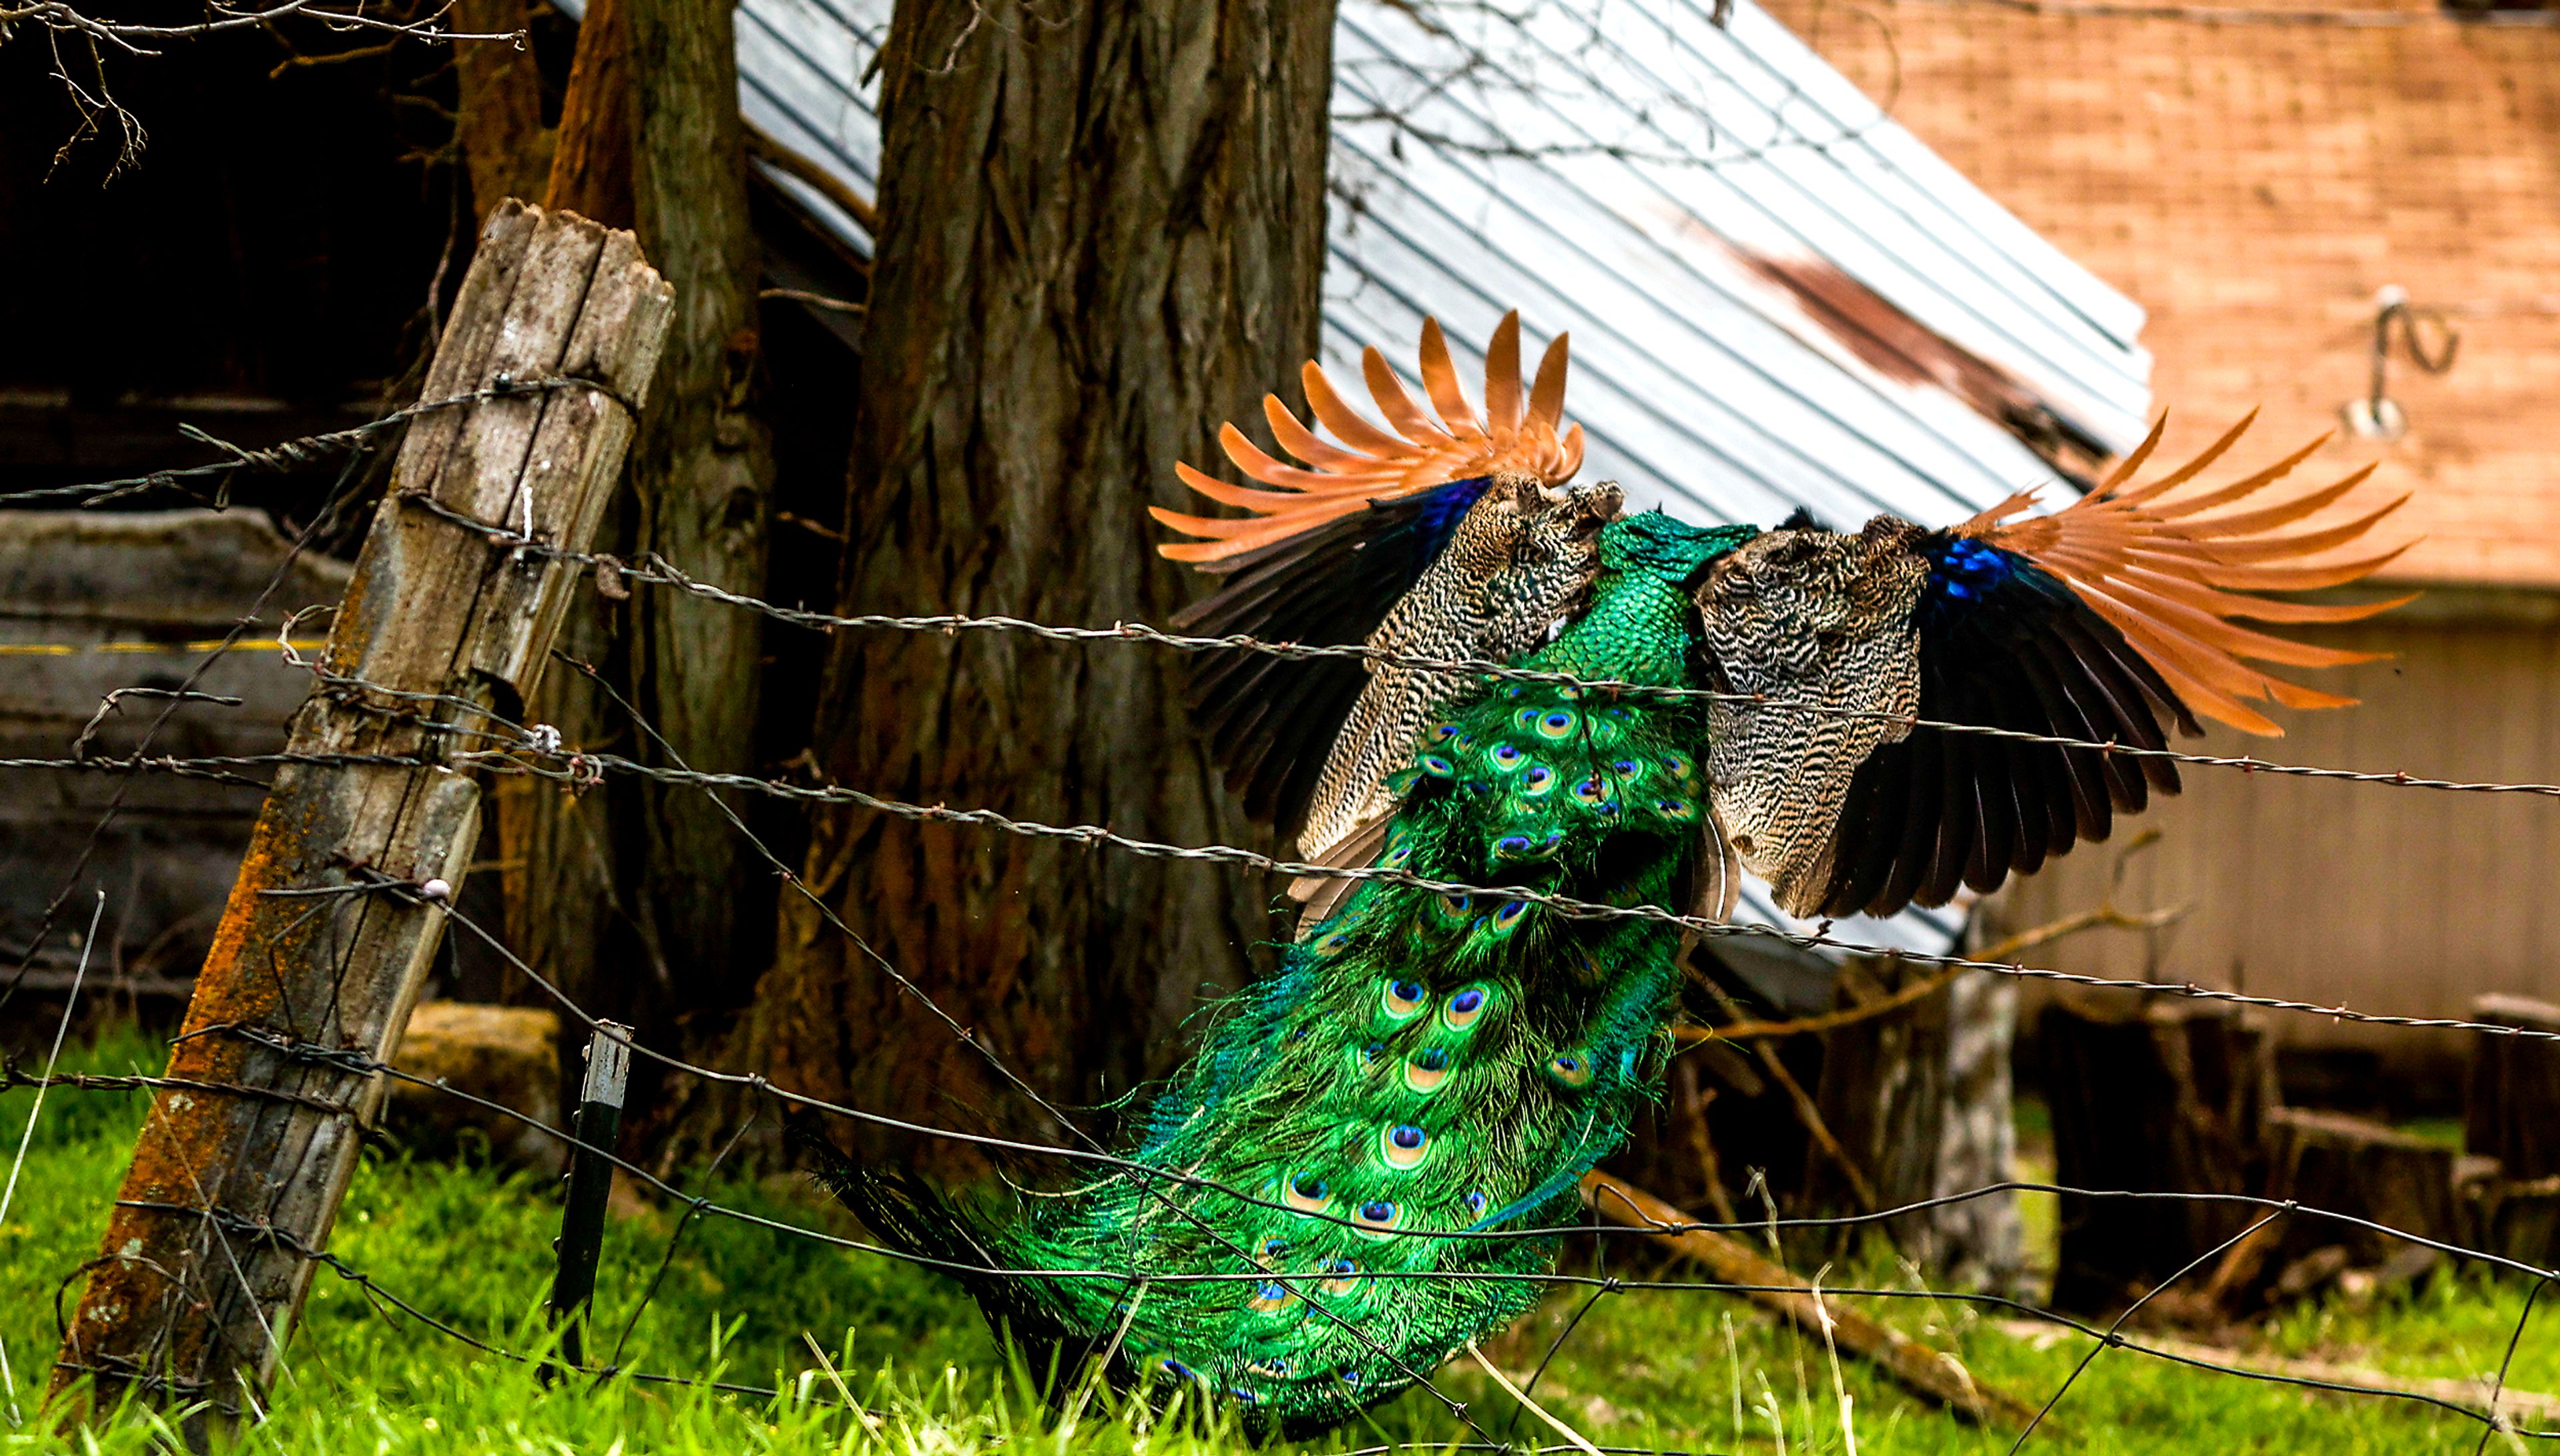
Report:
815,516,1755,1433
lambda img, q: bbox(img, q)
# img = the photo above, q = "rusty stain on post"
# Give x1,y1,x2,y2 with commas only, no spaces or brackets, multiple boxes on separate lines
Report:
53,199,673,1428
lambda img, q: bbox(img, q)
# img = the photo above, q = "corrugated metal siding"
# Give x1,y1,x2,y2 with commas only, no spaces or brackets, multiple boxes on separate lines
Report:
615,0,2162,950
732,0,883,230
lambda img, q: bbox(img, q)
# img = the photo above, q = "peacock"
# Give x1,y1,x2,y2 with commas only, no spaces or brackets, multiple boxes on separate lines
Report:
805,312,2412,1433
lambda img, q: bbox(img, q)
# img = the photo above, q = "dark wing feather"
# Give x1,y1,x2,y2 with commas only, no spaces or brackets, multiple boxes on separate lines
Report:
1173,478,1492,832
1924,714,1974,907
1810,542,2191,918
1829,726,1907,915
1878,709,1945,913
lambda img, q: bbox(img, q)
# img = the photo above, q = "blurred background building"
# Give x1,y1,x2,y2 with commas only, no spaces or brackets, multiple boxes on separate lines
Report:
1758,0,2560,1089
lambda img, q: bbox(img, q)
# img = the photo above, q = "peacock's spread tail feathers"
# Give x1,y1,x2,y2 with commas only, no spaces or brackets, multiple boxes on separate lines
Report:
1152,311,1585,568
1957,411,2417,735
885,520,1753,1434
977,680,1704,1428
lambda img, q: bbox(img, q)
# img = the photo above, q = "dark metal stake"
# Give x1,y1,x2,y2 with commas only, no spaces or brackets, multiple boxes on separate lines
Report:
549,1020,632,1377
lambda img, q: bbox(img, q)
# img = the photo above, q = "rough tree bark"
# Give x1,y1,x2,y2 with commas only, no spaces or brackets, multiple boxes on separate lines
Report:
450,0,554,223
2468,994,2560,1181
2463,995,2560,1267
1813,963,2023,1291
735,0,1335,1161
2041,995,2277,1310
544,0,636,229
497,0,775,1048
621,0,775,1016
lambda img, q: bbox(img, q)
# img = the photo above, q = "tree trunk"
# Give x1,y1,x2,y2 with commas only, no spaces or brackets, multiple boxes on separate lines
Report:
497,0,640,1039
499,0,774,1069
1813,962,2023,1291
736,0,1335,1165
621,0,775,1013
2462,995,2560,1269
450,0,555,224
2265,1108,2461,1267
545,0,637,230
2467,993,2560,1181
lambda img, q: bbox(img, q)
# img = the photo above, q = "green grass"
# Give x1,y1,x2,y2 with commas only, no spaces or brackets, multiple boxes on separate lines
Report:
5,1029,2558,1454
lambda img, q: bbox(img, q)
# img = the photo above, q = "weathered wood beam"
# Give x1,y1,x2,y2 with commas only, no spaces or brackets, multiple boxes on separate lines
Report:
52,201,671,1425
1991,1319,2560,1425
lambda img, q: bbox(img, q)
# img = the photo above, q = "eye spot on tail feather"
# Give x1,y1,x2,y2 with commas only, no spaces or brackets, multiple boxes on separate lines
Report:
1402,1047,1451,1093
1380,1123,1431,1169
1442,985,1491,1030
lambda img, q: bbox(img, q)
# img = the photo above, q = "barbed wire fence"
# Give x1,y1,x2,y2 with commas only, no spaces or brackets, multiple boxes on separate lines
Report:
4,391,2559,1451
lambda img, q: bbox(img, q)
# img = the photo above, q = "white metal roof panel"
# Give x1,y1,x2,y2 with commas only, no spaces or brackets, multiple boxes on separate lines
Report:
733,0,883,217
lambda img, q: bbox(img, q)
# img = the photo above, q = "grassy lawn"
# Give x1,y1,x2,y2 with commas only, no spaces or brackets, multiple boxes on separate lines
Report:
5,1029,2555,1454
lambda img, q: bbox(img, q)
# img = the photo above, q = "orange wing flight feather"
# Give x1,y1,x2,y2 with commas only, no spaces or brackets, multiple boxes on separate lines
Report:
1958,412,2417,735
1153,311,1586,568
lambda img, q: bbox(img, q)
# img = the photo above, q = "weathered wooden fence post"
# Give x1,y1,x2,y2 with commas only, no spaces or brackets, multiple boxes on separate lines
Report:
53,200,671,1424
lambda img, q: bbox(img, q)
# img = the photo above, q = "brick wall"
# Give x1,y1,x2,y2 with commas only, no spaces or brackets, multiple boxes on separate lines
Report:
1762,0,2560,587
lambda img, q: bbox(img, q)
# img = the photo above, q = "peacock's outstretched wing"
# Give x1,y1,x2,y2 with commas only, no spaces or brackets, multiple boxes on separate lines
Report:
1157,312,1603,847
1701,414,2415,920
1173,479,1493,829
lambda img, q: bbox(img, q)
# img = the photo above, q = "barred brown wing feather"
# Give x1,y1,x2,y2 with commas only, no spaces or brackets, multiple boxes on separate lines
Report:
1155,311,1593,835
1693,521,1933,918
1172,485,1491,832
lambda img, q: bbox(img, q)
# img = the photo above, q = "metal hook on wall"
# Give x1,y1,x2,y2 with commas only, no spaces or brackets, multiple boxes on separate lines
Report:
2343,285,2460,441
